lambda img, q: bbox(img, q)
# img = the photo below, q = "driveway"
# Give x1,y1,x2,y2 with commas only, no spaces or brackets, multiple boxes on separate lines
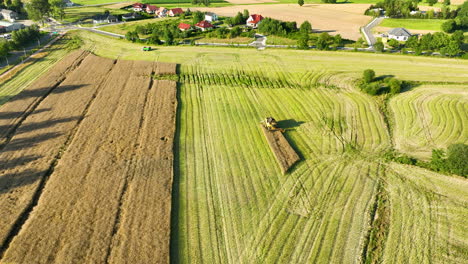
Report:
361,17,384,47
249,34,267,50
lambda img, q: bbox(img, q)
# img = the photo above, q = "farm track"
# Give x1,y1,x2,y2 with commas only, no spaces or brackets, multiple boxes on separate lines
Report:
0,53,178,263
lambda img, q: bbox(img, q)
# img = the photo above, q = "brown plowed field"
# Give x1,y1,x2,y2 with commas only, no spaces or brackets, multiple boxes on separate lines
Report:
0,53,177,263
261,126,300,174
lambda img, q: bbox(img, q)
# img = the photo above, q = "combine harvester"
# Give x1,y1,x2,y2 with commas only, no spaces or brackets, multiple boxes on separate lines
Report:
261,117,300,174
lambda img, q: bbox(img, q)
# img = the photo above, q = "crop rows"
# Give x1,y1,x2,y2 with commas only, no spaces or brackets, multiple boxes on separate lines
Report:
0,54,178,263
174,62,393,263
390,85,468,159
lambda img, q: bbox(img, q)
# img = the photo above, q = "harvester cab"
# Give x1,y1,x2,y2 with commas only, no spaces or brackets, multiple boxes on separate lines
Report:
262,117,285,132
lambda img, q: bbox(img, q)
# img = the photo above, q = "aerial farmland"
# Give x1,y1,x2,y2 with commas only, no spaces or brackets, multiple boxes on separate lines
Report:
0,0,468,261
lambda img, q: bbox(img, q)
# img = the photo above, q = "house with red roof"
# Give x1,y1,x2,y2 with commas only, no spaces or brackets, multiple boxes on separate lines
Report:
246,14,263,28
132,3,146,12
178,23,192,31
145,4,158,14
168,8,183,17
195,20,213,31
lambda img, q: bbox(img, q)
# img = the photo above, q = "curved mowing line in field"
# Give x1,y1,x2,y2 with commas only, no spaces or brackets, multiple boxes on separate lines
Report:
390,86,468,159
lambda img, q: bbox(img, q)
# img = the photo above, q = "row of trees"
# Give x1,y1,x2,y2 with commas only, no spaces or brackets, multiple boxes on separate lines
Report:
191,0,210,6
372,31,464,57
23,0,65,24
0,25,41,57
224,10,250,26
441,1,468,32
0,0,22,13
257,17,298,36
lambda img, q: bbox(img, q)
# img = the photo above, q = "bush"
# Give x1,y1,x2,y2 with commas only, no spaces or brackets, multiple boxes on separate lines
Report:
363,69,375,83
388,39,400,49
374,41,384,52
441,20,456,33
387,78,402,94
446,144,468,177
362,83,380,95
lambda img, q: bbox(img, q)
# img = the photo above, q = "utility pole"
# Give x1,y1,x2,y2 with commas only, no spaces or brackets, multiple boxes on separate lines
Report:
5,56,9,66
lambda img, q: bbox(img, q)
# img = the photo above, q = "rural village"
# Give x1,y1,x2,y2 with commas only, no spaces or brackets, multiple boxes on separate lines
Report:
0,0,467,263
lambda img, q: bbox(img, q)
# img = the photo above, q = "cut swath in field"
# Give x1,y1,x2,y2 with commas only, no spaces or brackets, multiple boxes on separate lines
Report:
261,125,300,174
0,52,178,264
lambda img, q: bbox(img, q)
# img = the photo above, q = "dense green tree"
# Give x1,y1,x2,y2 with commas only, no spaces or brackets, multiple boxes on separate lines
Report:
363,69,375,83
25,0,50,24
441,19,456,33
316,32,331,50
426,0,437,6
297,33,309,49
430,149,447,172
125,31,139,42
440,40,462,56
49,0,65,20
233,12,243,25
0,40,10,57
333,34,343,46
298,0,304,6
374,40,384,52
388,38,400,49
443,0,450,5
387,78,402,94
446,144,468,177
405,35,419,49
299,21,311,33
242,9,249,21
230,26,242,38
193,11,204,24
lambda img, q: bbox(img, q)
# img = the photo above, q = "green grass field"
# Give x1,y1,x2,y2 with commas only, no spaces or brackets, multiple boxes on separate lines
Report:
63,6,130,23
68,0,130,5
380,18,448,31
99,17,176,35
3,31,467,263
0,39,71,105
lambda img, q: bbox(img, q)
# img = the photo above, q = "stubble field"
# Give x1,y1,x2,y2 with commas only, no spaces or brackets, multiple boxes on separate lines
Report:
0,51,177,263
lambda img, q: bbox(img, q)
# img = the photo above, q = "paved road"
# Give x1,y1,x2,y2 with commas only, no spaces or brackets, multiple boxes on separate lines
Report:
249,34,267,50
0,33,54,68
361,17,384,48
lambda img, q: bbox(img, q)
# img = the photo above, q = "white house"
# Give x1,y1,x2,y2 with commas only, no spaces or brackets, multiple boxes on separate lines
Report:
93,14,118,24
0,9,19,22
388,27,412,41
156,7,167,17
246,14,263,28
132,3,146,12
205,12,218,22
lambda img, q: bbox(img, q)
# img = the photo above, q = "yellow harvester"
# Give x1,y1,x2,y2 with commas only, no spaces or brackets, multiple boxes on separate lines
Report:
262,117,284,132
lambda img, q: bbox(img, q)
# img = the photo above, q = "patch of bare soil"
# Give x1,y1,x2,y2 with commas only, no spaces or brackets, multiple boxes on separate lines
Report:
261,125,300,174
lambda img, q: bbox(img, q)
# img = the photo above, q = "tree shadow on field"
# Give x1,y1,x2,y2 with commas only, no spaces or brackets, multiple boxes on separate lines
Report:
0,108,51,120
1,131,63,153
0,169,47,195
170,73,182,264
0,116,81,138
3,84,88,104
313,29,337,34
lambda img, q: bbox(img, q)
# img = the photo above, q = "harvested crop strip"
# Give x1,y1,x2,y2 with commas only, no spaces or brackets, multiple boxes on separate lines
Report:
0,53,115,257
261,125,300,174
1,58,178,264
0,50,89,146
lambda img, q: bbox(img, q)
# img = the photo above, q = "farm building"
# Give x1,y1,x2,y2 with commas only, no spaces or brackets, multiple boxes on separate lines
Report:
0,9,18,22
168,8,183,17
388,28,412,41
195,20,213,31
146,5,158,14
132,3,145,12
178,23,192,31
93,14,118,24
0,21,24,32
122,12,141,20
205,12,218,22
246,14,263,28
